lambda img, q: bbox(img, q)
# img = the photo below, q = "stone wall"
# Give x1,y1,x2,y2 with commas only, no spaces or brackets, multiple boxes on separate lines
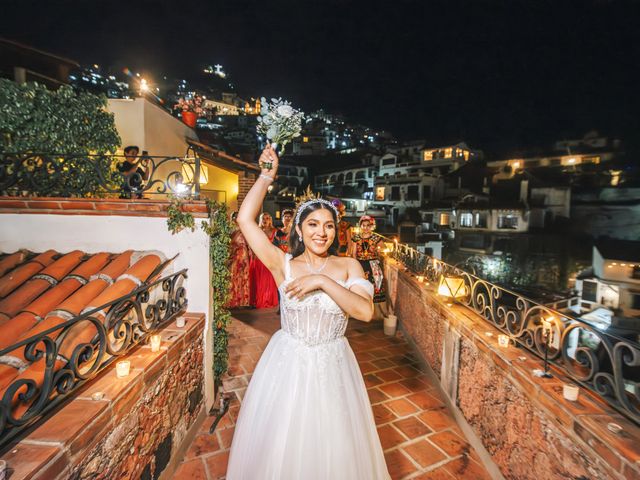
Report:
1,313,205,480
386,260,640,480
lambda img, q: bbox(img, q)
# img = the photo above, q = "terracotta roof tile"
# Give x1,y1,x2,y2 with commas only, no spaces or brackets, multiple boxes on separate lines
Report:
0,250,29,277
0,250,85,321
0,250,58,298
0,250,176,409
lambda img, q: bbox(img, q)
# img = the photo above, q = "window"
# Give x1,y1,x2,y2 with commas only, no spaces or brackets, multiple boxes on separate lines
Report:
422,213,434,223
459,212,473,227
391,186,401,201
338,174,345,184
497,215,519,229
407,185,419,200
475,212,488,228
345,172,353,183
463,150,470,161
444,147,453,158
303,136,309,143
382,158,396,166
633,266,640,280
439,213,450,225
355,171,365,180
582,281,598,302
423,150,433,161
375,186,385,200
422,185,431,200
632,293,640,310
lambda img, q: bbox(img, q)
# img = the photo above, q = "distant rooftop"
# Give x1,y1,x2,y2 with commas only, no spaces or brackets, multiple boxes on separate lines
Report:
595,238,640,262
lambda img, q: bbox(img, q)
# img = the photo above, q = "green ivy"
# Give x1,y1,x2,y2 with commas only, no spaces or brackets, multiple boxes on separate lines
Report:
167,196,232,387
166,195,196,234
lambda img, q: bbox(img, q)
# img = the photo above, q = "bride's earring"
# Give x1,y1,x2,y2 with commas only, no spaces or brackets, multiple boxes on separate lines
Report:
298,233,303,242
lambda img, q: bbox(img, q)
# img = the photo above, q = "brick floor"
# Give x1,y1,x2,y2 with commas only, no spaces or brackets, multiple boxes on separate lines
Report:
174,308,491,479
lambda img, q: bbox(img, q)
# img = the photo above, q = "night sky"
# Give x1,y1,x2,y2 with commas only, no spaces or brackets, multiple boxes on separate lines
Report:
2,0,639,156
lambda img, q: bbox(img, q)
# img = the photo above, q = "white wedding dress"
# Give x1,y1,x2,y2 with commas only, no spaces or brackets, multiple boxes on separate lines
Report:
226,254,390,479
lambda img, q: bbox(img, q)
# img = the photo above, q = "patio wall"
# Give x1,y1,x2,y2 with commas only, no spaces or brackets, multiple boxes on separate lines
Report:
0,197,216,411
385,259,640,480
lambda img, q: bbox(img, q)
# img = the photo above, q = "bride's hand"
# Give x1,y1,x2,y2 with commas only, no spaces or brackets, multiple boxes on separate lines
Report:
258,145,279,180
285,274,325,300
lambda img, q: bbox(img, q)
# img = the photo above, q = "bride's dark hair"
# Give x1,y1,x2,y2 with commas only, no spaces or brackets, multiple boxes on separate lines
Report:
289,202,339,258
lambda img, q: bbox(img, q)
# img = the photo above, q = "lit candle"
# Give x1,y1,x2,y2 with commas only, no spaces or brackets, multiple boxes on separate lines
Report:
150,334,161,352
116,360,131,378
498,334,510,348
417,275,425,283
176,317,186,328
563,384,580,401
91,391,105,401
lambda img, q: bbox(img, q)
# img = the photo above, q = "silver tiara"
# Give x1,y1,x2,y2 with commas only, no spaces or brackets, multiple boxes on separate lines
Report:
295,198,340,225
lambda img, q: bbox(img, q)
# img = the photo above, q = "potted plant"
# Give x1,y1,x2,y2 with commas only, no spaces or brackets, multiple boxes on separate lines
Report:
174,95,204,128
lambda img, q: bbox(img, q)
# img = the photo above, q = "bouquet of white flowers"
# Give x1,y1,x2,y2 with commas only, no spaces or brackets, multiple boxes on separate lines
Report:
256,97,304,169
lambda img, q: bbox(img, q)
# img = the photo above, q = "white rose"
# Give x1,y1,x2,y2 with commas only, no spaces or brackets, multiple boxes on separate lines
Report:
277,105,294,118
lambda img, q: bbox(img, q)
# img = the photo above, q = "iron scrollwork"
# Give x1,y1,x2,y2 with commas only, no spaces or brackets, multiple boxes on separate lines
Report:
0,269,188,448
382,234,640,425
0,153,204,199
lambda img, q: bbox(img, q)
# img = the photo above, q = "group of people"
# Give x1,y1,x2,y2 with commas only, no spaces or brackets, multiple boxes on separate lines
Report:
227,196,387,318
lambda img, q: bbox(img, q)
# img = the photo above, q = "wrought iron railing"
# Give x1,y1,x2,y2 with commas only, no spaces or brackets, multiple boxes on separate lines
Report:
0,269,188,448
0,152,205,199
376,233,640,425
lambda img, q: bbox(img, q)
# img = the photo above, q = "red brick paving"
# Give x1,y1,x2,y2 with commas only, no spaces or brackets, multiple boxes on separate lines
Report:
174,308,491,479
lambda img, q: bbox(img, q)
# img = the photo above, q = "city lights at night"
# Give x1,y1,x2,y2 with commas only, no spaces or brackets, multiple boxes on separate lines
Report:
0,1,639,479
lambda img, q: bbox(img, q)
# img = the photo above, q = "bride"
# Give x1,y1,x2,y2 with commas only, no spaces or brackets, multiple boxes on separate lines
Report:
226,145,390,479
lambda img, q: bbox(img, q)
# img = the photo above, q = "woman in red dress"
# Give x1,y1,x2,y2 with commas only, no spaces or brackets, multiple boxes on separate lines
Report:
249,212,279,308
227,212,251,308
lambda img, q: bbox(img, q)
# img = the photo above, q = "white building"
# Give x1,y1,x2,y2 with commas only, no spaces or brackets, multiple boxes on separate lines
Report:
575,240,640,318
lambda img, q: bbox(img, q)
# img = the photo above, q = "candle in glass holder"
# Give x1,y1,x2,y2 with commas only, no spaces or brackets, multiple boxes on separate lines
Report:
176,317,186,328
498,334,510,348
150,334,161,352
116,360,131,378
563,384,580,401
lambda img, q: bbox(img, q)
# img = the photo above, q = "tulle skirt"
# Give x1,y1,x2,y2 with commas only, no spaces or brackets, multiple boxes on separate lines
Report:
226,330,390,480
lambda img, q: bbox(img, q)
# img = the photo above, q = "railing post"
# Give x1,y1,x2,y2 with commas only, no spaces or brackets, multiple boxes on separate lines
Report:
194,156,201,200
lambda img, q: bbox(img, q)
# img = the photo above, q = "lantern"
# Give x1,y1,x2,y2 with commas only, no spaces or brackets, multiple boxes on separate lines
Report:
181,163,209,185
437,275,468,300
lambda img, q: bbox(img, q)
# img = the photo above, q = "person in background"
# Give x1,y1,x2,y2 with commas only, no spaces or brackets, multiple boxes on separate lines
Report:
249,212,279,308
333,200,352,256
118,146,150,199
227,211,252,308
350,215,387,320
273,208,294,253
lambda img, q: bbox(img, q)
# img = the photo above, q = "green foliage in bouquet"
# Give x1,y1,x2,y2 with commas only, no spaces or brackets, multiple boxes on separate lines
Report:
256,97,304,157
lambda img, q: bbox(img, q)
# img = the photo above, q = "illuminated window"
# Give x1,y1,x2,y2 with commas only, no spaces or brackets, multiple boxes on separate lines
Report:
444,148,453,159
375,186,385,200
498,215,519,229
475,213,488,228
463,150,470,161
459,212,473,227
423,150,433,161
303,136,309,143
439,213,450,225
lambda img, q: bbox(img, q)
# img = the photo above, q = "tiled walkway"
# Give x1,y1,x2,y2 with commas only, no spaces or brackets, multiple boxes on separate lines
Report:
174,309,492,479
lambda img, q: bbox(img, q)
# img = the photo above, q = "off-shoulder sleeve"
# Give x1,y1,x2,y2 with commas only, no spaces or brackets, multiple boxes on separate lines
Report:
345,277,374,298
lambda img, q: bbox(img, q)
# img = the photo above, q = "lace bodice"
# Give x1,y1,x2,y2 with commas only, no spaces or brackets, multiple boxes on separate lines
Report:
278,254,373,346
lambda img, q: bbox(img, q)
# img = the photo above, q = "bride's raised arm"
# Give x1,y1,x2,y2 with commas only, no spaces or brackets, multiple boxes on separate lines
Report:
236,146,285,284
